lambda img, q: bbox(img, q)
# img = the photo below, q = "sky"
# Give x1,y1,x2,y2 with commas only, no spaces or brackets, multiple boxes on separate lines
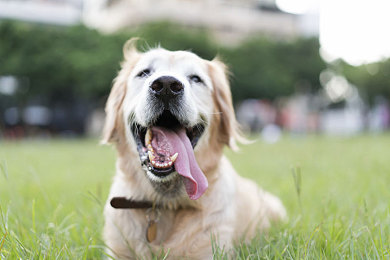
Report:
276,0,390,66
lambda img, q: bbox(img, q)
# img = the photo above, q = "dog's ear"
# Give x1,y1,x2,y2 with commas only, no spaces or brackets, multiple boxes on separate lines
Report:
101,39,141,144
208,58,244,151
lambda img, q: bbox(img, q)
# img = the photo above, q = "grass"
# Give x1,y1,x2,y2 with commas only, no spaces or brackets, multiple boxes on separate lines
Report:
0,135,389,259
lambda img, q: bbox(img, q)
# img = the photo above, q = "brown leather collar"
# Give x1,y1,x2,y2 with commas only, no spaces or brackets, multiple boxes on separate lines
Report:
111,197,161,243
110,197,155,209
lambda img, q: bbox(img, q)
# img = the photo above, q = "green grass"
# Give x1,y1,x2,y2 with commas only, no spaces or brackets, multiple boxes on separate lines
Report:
1,135,389,259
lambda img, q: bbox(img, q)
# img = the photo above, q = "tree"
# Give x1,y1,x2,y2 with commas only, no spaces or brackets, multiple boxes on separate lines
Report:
0,20,327,105
341,59,390,102
220,37,326,101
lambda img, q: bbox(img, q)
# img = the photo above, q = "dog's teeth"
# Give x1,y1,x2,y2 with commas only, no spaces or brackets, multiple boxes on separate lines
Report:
148,151,155,162
170,153,178,163
145,129,152,145
150,157,173,169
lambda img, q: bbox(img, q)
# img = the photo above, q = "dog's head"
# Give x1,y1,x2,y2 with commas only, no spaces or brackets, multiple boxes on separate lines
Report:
102,39,242,201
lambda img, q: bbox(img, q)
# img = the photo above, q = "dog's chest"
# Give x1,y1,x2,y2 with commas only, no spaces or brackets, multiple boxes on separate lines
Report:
127,208,199,247
147,210,177,244
124,209,177,245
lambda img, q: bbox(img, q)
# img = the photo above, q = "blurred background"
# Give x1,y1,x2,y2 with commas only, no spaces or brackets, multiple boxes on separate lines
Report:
0,0,389,140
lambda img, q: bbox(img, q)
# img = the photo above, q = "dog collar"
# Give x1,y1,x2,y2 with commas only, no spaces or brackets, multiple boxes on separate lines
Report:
110,197,155,209
110,197,159,242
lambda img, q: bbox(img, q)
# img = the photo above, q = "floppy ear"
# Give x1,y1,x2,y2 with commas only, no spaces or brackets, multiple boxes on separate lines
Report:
208,58,245,151
101,39,141,144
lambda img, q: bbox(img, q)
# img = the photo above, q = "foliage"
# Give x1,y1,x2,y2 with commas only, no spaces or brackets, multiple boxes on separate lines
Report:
0,21,127,102
0,20,325,105
339,59,390,102
222,37,325,101
2,19,387,105
0,135,389,258
131,21,218,60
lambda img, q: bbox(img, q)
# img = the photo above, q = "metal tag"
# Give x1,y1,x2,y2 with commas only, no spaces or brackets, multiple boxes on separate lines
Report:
146,220,157,242
145,207,160,243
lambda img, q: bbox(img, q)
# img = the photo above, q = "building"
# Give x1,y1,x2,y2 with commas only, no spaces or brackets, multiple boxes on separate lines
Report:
83,0,313,44
0,0,318,44
0,0,83,26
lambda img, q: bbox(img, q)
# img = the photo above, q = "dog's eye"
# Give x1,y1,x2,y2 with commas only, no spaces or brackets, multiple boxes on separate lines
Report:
189,75,203,84
136,69,151,78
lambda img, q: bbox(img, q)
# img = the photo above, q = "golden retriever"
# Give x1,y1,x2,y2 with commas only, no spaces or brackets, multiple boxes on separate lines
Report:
102,39,286,259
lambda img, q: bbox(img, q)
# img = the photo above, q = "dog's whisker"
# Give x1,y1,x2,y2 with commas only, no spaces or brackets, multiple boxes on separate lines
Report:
207,112,224,115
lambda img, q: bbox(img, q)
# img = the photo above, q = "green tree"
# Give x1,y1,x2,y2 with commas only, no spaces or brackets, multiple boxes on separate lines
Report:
221,37,325,101
341,59,390,102
0,21,127,102
0,20,327,105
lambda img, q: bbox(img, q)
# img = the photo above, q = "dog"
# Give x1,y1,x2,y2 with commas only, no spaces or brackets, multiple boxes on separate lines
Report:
102,39,286,259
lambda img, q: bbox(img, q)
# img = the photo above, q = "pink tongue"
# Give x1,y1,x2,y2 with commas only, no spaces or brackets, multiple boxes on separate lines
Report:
151,127,208,200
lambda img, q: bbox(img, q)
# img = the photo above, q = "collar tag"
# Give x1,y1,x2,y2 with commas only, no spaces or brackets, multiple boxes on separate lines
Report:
110,197,160,243
146,206,160,243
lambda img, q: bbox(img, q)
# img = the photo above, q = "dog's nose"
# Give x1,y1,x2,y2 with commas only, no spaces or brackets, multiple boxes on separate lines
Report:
149,76,184,100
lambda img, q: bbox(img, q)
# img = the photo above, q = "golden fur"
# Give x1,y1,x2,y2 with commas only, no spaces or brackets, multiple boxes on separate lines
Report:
102,39,286,259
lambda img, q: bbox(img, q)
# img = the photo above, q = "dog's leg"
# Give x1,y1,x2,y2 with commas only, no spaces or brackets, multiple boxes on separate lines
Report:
259,189,287,224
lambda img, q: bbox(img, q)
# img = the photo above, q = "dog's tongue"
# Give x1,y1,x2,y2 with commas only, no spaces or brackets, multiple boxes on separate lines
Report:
151,127,208,200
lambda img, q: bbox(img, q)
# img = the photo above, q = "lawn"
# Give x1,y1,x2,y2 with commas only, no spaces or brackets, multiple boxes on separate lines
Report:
0,135,389,259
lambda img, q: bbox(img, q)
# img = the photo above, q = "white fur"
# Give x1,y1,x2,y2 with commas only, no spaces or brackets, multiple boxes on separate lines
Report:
103,46,287,259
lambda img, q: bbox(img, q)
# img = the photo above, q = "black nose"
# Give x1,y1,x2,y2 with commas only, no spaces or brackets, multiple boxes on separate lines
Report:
149,76,184,101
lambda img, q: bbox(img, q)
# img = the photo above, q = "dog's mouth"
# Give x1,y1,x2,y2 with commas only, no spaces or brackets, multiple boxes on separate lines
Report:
131,111,208,200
